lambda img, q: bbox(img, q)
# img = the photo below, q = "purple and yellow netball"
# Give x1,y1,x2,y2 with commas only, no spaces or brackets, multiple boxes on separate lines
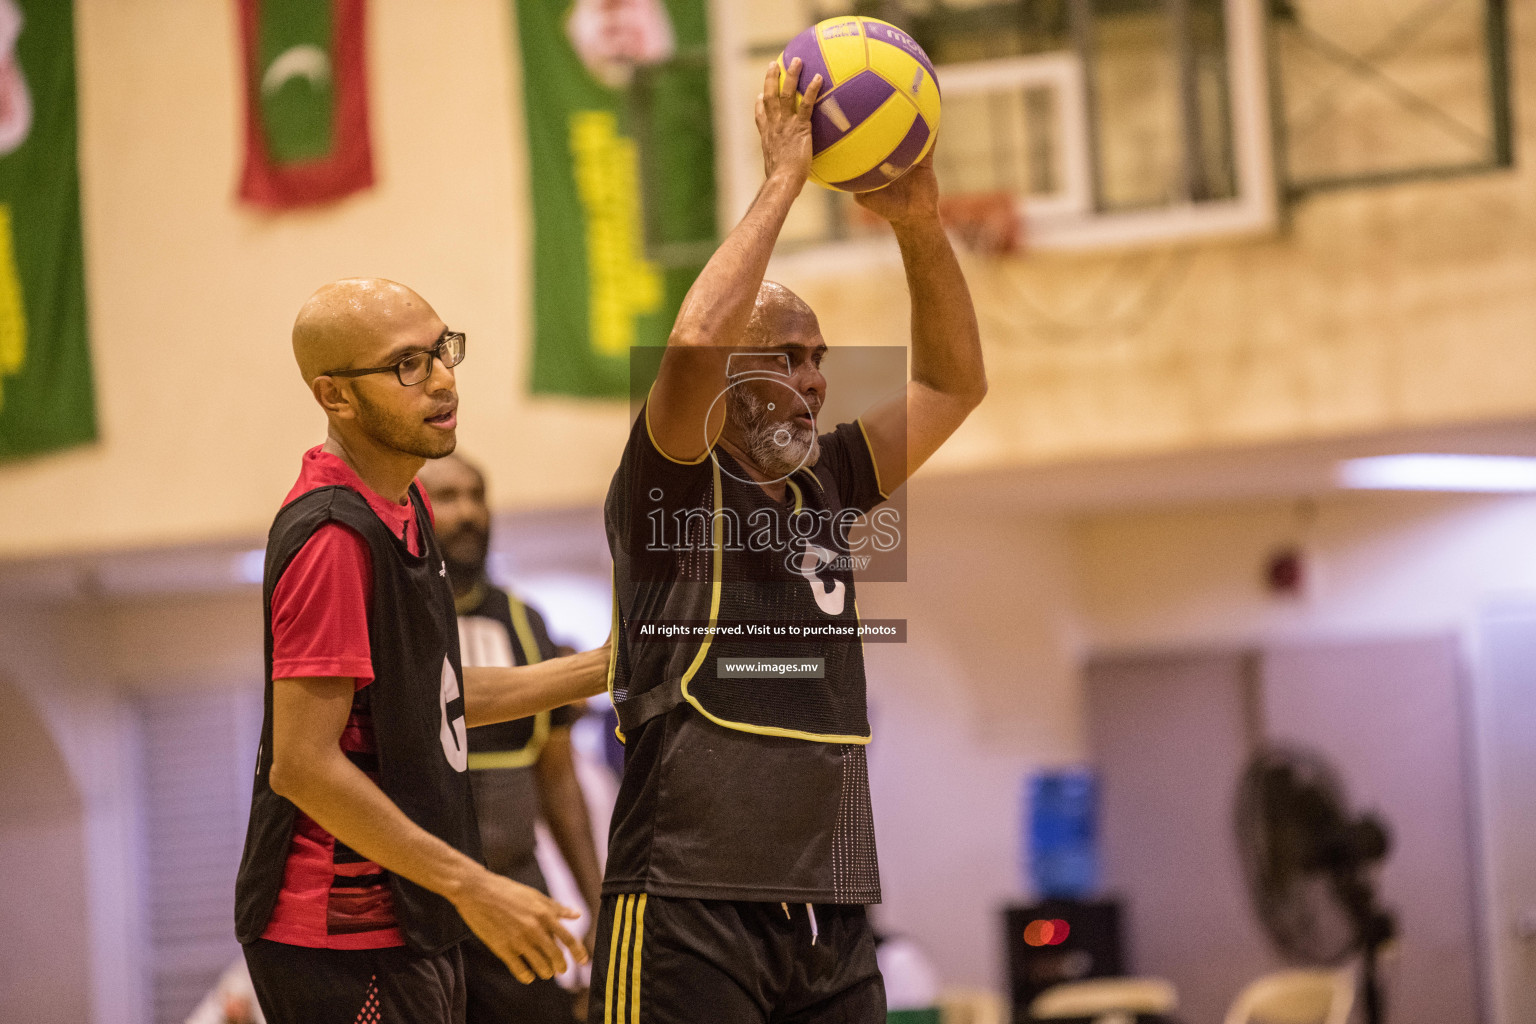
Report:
778,16,941,192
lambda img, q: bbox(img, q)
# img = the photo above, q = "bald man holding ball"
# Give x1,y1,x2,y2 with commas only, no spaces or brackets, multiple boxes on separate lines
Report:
588,59,986,1024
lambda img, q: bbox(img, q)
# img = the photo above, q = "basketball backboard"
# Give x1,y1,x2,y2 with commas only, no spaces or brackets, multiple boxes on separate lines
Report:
709,0,1280,259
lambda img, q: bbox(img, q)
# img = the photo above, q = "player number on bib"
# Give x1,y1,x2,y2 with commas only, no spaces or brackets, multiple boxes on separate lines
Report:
796,541,847,616
438,656,468,772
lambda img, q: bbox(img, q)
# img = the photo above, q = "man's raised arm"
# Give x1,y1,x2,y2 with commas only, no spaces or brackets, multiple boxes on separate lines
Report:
853,151,987,493
646,59,822,462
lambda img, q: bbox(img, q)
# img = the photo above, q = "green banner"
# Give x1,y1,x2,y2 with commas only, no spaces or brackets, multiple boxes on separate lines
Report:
0,0,95,461
256,0,335,163
517,0,717,398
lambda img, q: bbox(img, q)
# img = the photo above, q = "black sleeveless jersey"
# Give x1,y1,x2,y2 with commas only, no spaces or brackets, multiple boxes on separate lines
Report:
456,584,578,888
601,407,888,903
459,584,560,765
236,484,479,954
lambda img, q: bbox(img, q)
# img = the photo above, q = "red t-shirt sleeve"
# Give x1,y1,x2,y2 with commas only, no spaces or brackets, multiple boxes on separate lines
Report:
270,523,376,690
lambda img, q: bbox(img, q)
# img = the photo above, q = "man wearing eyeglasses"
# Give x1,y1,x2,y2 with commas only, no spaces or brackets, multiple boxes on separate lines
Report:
236,278,606,1024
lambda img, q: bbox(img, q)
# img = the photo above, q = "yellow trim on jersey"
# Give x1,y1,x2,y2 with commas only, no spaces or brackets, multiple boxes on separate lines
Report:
786,478,804,513
677,459,873,746
676,458,724,690
855,417,891,501
466,706,549,769
643,382,721,465
507,595,545,666
607,564,625,745
465,711,548,770
466,593,550,769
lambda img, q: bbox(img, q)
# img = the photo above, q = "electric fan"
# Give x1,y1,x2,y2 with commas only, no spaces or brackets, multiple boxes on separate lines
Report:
1234,746,1396,1024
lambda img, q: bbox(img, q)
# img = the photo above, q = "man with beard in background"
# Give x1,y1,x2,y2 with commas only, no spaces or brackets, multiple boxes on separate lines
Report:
418,453,604,1023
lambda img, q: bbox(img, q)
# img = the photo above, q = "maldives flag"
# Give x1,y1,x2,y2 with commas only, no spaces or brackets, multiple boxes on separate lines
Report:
237,0,372,209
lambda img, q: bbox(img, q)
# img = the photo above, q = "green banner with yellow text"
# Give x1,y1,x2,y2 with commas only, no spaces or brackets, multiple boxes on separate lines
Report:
0,0,95,461
517,0,716,398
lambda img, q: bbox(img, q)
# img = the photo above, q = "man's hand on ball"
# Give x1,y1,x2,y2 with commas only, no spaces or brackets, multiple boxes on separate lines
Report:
756,57,822,187
854,150,941,228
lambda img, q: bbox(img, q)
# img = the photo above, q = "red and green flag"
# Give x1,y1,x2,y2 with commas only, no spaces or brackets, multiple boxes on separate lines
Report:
237,0,373,209
517,0,718,398
0,0,96,462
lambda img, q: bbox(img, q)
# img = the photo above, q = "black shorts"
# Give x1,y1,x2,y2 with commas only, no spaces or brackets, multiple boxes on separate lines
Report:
586,895,885,1024
462,930,577,1024
243,938,466,1024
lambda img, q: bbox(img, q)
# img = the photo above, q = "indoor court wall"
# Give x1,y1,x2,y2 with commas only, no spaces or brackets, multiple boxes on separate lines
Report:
5,1,1536,559
1074,489,1536,1024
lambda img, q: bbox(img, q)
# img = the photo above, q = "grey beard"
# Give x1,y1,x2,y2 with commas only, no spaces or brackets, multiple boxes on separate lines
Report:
728,386,819,478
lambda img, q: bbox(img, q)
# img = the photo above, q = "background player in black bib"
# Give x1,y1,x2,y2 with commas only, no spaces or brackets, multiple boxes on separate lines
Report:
592,61,987,1023
420,453,604,1023
238,279,609,1024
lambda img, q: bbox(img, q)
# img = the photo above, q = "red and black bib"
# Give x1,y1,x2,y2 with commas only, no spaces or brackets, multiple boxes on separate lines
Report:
236,484,479,955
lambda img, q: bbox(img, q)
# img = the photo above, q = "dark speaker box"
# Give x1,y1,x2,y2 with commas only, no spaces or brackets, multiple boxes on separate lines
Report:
1002,899,1125,1022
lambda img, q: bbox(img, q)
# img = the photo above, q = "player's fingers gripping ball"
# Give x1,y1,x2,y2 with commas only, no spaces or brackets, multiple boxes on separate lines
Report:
778,16,941,193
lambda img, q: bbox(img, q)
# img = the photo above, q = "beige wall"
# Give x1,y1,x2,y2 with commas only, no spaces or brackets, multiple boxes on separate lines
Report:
5,1,1536,559
0,0,629,560
1075,491,1536,649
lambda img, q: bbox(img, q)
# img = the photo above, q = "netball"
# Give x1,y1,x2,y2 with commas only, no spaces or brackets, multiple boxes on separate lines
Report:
778,15,941,193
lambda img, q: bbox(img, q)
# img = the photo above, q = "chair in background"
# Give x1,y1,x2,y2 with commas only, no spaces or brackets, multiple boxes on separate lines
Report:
1028,976,1178,1024
1222,968,1355,1024
937,987,1008,1024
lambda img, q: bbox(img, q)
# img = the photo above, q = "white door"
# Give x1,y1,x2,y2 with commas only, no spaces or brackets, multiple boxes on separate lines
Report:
1473,605,1536,1024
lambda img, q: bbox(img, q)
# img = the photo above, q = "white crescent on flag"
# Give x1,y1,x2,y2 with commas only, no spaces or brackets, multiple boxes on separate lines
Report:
261,44,331,96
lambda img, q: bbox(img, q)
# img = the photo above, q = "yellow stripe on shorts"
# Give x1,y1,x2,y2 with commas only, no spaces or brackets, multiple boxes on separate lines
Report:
607,895,645,1024
603,895,629,1024
630,894,648,1024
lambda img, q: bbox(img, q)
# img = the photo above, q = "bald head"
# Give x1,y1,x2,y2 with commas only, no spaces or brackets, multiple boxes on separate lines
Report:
292,278,441,383
742,280,819,348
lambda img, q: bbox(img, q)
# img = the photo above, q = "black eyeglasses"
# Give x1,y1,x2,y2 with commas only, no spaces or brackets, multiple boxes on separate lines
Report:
323,331,466,386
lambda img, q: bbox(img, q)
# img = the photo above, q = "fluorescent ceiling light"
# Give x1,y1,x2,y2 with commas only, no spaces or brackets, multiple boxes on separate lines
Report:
1337,454,1536,493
